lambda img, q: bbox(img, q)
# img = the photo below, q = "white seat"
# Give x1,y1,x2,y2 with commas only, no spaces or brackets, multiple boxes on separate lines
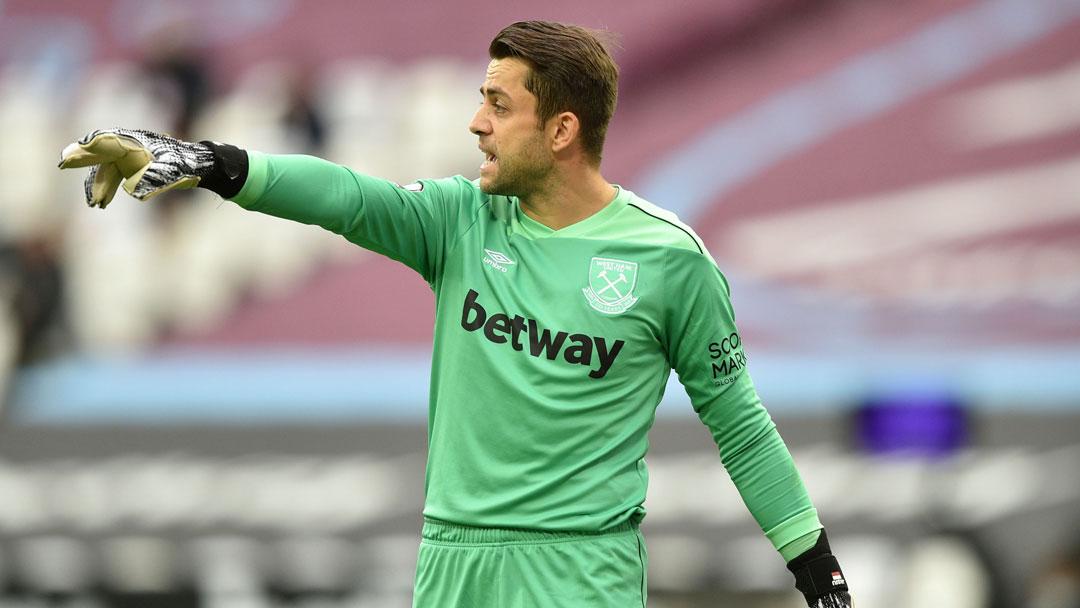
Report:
14,536,95,593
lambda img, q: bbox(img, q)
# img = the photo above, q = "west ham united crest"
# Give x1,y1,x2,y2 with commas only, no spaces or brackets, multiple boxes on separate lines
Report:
583,257,639,315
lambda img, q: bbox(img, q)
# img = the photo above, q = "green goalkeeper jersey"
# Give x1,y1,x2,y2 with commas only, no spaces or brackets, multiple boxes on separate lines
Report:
231,153,822,555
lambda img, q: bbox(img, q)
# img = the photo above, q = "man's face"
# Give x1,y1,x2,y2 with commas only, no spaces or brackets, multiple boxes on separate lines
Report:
469,57,554,196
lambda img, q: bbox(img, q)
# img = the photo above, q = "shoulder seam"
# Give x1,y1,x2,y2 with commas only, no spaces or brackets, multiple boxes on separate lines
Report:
448,180,490,257
434,178,489,285
626,201,705,255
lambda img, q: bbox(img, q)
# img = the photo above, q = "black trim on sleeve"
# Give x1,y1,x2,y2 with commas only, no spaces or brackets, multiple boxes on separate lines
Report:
626,202,704,254
197,140,249,199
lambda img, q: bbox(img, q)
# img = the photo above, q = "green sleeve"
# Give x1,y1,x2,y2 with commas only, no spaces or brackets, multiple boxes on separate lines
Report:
663,252,823,557
231,151,476,285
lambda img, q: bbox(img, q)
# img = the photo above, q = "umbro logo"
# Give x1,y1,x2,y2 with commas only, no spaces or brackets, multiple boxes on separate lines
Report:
483,248,515,273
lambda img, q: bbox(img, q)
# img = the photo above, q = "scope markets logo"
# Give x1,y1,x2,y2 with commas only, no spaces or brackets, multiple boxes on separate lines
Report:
709,332,746,386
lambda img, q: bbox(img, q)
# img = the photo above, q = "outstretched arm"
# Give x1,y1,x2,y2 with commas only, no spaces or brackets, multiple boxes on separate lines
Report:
59,128,474,283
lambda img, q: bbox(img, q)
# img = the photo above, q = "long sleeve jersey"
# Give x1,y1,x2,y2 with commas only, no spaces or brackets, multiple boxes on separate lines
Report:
230,152,823,555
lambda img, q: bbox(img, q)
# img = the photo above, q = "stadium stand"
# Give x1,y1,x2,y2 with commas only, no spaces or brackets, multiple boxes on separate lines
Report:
1,0,1078,606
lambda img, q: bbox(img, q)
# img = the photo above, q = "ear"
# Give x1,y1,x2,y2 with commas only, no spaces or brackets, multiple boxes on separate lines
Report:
549,111,580,154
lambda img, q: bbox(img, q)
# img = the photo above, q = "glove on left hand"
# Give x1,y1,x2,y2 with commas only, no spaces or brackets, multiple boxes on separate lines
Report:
58,128,215,208
806,590,852,607
787,530,852,607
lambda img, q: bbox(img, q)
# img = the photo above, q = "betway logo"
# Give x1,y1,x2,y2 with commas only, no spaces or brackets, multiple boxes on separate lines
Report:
460,289,624,379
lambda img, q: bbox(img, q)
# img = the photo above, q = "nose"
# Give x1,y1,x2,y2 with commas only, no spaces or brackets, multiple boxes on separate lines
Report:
469,105,489,136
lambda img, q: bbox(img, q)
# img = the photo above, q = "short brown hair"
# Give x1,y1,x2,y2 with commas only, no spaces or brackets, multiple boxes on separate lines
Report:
489,21,619,164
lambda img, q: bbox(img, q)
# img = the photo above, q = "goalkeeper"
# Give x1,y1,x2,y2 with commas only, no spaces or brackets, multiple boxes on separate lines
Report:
60,21,852,608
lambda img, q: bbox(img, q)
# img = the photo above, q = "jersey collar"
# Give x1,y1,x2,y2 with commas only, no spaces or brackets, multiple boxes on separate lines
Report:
513,186,628,239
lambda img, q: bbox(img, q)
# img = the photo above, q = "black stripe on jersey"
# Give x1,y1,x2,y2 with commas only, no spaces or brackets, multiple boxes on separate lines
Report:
626,202,705,255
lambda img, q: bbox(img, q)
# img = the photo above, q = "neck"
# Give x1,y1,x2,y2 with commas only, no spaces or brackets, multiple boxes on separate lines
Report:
518,167,617,231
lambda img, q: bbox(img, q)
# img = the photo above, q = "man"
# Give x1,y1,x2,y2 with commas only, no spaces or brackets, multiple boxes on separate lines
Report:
60,20,851,608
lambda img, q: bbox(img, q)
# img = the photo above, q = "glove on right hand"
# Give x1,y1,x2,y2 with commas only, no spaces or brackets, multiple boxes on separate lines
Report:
58,128,215,208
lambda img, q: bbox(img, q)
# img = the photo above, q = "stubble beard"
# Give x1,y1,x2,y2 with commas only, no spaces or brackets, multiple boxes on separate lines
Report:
480,134,553,198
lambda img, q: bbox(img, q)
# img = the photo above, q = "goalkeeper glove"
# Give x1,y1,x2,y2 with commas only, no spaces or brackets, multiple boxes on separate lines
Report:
58,128,247,208
787,530,852,608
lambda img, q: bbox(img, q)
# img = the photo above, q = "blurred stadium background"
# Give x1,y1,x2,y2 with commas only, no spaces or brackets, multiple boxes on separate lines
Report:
2,0,1079,606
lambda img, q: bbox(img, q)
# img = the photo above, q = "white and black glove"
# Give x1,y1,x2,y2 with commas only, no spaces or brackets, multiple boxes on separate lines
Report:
787,530,852,607
58,128,247,208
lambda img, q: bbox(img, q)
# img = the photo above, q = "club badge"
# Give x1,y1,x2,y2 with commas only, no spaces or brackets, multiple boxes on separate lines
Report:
583,257,639,315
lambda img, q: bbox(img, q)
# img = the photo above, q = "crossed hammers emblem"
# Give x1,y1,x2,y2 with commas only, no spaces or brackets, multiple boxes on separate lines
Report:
595,270,628,300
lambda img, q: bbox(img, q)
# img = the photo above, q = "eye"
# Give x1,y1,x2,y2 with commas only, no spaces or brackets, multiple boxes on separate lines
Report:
493,104,508,115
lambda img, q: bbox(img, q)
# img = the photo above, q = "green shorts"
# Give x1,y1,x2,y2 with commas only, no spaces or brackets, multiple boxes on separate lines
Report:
413,519,648,607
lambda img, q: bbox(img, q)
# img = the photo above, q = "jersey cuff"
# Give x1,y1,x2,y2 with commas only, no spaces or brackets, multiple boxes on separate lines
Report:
778,529,821,562
764,508,823,553
230,151,270,208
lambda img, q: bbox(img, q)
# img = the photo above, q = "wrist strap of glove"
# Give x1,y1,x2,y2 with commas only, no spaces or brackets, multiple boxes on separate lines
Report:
786,530,849,599
197,141,249,199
